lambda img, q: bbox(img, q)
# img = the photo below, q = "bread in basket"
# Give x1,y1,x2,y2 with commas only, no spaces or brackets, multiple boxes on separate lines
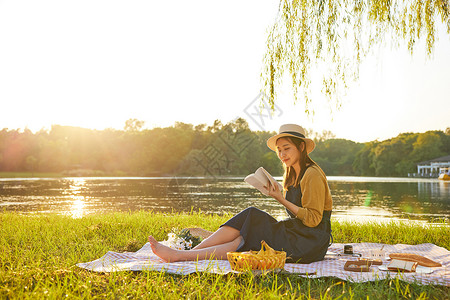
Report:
227,240,286,271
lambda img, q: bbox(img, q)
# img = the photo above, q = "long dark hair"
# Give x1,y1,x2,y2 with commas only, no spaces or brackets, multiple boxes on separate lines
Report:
280,137,315,190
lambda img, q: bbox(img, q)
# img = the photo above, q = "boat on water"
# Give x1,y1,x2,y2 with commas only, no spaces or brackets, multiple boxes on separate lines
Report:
438,167,450,181
438,173,450,181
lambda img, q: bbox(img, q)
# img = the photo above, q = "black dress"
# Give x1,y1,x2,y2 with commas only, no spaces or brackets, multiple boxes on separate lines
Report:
221,185,332,263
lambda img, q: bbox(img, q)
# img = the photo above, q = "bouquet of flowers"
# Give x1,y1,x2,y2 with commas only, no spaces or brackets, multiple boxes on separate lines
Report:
166,228,202,250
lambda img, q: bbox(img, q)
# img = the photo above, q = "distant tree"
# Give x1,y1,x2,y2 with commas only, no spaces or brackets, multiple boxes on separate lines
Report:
194,124,207,131
38,139,70,172
174,122,194,131
372,138,410,176
311,138,363,175
207,120,223,133
261,151,284,176
230,117,250,132
306,129,336,143
353,142,378,176
2,120,447,177
443,128,450,153
352,131,448,177
25,155,38,176
395,160,416,176
0,129,34,171
411,131,445,162
261,0,450,113
124,119,145,132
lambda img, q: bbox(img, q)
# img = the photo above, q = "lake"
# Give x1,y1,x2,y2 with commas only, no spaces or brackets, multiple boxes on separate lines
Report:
0,176,448,223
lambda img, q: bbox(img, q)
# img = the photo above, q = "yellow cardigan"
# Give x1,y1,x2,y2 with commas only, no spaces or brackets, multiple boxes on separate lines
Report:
294,165,333,227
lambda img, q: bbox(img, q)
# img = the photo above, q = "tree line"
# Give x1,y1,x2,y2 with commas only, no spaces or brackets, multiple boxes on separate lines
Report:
0,118,448,177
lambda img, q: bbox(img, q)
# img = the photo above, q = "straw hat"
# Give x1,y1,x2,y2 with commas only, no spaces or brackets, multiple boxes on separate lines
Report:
183,227,213,239
266,124,316,153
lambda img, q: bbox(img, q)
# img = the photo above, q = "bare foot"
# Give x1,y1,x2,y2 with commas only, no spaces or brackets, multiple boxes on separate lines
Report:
148,235,181,262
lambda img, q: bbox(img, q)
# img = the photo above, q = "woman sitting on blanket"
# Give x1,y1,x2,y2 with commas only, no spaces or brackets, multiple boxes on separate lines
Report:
149,124,333,263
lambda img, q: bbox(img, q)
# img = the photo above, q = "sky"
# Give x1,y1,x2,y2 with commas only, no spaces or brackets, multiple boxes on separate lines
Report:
0,0,449,143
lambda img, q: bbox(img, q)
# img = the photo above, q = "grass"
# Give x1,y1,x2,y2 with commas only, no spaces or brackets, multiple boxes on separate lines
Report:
1,211,448,299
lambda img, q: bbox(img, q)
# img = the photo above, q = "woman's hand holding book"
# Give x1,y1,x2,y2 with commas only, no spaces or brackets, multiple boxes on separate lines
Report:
264,180,284,203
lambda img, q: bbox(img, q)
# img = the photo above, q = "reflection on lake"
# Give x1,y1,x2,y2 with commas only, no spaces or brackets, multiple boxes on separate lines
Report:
0,176,448,223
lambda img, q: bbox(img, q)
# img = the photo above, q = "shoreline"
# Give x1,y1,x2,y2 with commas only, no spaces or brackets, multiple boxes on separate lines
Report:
4,210,449,228
1,211,449,249
0,171,444,181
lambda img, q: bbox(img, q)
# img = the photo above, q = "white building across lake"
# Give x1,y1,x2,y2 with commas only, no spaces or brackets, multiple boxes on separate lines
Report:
415,155,450,178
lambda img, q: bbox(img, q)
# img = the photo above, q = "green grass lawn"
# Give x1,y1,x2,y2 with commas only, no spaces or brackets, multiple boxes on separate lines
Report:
1,211,448,299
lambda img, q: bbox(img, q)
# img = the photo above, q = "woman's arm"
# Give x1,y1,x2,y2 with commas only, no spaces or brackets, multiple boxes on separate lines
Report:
296,170,326,227
266,167,326,227
265,183,300,216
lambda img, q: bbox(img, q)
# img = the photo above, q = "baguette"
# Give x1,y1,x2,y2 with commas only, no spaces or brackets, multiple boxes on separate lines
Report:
389,253,442,267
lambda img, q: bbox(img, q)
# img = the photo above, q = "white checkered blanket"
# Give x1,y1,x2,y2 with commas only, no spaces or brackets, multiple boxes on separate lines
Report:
77,242,449,286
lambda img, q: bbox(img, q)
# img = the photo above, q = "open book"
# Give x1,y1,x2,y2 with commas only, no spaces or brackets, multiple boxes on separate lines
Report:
387,259,418,272
244,167,283,196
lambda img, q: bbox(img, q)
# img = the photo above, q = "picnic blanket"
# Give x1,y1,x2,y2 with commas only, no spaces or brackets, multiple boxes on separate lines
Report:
77,242,449,286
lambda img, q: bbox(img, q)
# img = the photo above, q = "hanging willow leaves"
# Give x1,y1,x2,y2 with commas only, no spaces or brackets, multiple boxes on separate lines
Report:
261,0,450,113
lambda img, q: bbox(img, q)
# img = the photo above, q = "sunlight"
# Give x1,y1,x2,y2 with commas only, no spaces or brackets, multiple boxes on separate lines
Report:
333,206,396,224
65,178,87,218
68,178,86,195
70,195,85,219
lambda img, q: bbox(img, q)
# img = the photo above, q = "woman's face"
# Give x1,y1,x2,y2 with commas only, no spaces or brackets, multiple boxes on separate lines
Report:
276,137,304,168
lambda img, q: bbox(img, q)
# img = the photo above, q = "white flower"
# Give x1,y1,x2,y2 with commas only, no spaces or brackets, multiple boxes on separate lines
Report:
166,230,198,250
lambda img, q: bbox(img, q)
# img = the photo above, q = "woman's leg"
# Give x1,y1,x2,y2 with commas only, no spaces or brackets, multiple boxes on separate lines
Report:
192,225,240,250
193,207,269,250
148,235,242,262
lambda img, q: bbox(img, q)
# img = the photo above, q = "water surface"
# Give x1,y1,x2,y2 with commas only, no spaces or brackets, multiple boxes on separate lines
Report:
0,176,448,223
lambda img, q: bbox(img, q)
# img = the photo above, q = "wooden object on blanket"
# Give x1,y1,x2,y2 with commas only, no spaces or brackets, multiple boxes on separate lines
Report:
183,227,213,239
344,258,381,272
389,253,442,267
358,258,382,265
344,260,372,272
227,240,286,271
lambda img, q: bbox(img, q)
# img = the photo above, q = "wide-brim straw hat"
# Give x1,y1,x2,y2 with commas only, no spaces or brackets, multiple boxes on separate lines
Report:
183,227,213,239
266,124,315,153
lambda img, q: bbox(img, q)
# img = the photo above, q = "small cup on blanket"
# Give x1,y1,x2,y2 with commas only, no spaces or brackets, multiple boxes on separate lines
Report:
365,249,386,260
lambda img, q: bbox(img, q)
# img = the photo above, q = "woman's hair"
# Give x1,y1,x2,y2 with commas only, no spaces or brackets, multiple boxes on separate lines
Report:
280,137,316,190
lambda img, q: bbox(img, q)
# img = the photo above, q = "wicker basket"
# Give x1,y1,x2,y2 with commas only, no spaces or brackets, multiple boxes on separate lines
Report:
227,240,286,271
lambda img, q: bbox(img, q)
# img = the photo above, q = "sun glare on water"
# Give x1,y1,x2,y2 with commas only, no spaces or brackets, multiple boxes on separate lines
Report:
65,178,87,219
